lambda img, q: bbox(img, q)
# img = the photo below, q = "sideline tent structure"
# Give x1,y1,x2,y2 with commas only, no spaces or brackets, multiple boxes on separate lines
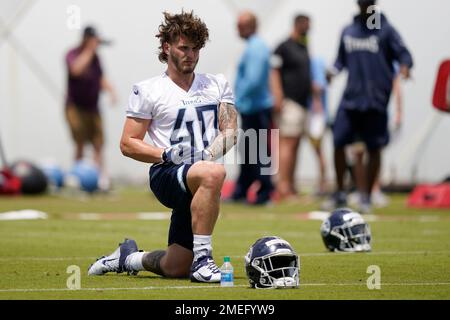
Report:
0,1,55,195
408,59,450,209
0,0,63,101
432,59,450,113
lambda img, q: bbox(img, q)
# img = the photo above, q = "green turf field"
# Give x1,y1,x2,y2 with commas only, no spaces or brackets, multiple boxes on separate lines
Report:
0,187,449,300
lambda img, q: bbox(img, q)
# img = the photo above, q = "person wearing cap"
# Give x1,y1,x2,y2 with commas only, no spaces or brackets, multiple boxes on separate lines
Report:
65,25,117,191
325,0,413,213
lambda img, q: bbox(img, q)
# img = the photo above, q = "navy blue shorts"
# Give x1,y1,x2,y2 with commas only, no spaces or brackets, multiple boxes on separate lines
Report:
333,108,389,150
149,162,193,251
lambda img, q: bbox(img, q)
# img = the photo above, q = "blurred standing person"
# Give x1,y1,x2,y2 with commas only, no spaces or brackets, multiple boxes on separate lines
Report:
325,0,413,213
65,25,117,191
348,69,403,209
230,11,274,205
271,14,311,201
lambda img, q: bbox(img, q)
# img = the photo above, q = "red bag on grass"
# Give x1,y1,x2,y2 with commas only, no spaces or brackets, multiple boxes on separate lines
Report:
0,169,22,195
407,183,450,209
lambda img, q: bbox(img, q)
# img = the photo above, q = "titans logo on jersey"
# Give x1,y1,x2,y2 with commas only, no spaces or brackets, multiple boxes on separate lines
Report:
126,72,235,152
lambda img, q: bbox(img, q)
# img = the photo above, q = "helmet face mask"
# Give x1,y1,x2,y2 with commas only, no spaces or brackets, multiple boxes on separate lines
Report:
245,236,300,289
321,209,372,252
331,221,371,252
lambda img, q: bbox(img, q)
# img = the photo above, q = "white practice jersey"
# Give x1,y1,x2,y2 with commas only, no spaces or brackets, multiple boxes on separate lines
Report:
126,72,234,151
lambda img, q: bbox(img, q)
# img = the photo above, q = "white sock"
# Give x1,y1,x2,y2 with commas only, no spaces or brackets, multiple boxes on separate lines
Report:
193,234,212,262
125,251,145,272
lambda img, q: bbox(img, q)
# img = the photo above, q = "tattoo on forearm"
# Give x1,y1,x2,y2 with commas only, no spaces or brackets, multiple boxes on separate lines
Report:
218,102,235,129
206,103,238,160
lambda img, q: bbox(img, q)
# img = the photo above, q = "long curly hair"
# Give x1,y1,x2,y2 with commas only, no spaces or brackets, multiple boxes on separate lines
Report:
156,10,209,63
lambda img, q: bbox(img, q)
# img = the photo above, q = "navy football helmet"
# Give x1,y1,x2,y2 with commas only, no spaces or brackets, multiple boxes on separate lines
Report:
245,236,300,289
320,208,371,252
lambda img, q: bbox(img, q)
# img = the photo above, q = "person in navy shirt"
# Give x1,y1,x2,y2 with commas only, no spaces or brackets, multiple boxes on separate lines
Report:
326,0,413,212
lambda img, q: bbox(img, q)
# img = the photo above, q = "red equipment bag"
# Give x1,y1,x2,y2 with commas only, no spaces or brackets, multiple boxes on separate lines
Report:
0,169,22,195
432,59,450,113
407,183,450,209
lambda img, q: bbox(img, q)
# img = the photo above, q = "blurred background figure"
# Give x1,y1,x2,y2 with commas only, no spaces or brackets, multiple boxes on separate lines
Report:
64,25,117,192
229,11,274,205
348,69,403,209
325,0,413,213
271,14,311,201
308,55,329,197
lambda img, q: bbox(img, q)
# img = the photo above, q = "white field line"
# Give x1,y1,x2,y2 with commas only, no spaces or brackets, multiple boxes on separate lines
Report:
78,213,101,220
0,284,248,293
1,250,449,262
301,282,450,287
0,257,98,261
2,211,444,222
1,282,450,293
297,250,450,257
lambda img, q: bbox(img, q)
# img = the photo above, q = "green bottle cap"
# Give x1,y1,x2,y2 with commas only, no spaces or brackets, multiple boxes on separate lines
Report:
224,256,230,262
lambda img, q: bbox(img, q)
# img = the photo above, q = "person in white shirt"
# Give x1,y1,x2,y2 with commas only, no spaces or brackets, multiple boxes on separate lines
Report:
88,11,238,283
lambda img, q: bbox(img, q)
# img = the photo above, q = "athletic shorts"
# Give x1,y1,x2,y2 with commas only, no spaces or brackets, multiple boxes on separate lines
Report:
65,104,103,146
333,107,389,151
149,162,193,251
276,99,308,137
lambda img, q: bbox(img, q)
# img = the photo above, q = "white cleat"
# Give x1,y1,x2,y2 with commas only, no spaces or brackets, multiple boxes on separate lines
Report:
190,256,221,283
88,238,138,276
88,247,120,275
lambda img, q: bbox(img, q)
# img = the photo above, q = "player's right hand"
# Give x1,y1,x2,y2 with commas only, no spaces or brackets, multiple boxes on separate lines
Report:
162,146,209,165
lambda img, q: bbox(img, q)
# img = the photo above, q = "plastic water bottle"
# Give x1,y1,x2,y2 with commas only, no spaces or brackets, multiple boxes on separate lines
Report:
220,256,234,287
